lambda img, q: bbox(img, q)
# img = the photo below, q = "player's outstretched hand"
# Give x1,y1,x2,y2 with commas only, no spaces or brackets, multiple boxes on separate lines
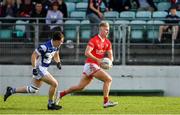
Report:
57,62,61,70
32,68,38,76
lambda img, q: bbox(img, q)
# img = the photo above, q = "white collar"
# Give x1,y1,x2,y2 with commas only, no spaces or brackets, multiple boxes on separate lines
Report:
98,34,105,42
51,40,55,48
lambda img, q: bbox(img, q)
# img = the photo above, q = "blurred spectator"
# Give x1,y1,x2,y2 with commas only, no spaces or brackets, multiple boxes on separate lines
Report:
0,1,3,17
159,7,179,42
132,0,157,12
31,2,46,23
57,0,67,20
43,0,56,12
17,0,32,17
1,0,18,17
16,0,32,41
170,0,180,10
46,1,63,32
170,0,180,4
0,0,18,24
109,0,131,12
30,2,47,41
86,0,108,37
16,0,22,10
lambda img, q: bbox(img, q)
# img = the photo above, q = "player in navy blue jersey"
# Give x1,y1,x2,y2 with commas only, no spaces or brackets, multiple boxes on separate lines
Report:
4,31,64,110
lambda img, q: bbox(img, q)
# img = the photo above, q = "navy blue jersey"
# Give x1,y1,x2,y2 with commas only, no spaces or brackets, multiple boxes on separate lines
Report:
35,40,59,67
165,14,179,24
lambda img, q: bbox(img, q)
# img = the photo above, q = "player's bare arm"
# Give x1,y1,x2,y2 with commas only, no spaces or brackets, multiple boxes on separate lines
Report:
54,51,62,70
31,51,39,68
85,45,101,64
107,50,114,62
53,51,61,63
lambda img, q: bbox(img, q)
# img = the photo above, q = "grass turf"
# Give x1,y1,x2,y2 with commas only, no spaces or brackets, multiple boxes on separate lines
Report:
1,95,180,114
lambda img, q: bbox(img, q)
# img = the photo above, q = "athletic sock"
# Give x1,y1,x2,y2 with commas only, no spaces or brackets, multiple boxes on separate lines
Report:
48,100,53,106
11,88,16,94
104,96,109,104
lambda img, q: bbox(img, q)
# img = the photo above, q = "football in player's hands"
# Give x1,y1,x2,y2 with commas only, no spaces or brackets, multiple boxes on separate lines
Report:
100,58,112,70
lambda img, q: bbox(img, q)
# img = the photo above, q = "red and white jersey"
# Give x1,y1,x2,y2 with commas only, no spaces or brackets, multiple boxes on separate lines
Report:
85,35,112,65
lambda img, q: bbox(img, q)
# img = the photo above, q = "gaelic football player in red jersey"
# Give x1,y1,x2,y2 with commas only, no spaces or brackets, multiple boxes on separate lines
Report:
56,21,118,108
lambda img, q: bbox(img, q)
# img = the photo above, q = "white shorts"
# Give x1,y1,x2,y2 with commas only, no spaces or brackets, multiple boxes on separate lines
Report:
83,63,101,78
33,66,50,80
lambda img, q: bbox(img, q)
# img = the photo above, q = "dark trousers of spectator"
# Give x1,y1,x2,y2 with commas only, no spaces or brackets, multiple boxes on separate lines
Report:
87,13,101,37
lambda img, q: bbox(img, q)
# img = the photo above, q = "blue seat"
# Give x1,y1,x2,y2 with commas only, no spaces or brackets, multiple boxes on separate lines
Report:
64,20,81,41
120,11,135,20
80,20,91,41
157,2,170,11
152,11,168,21
15,20,29,38
76,2,88,11
147,20,164,42
130,20,146,42
0,29,12,40
70,11,86,19
176,11,180,17
104,11,119,19
136,11,152,20
66,2,76,16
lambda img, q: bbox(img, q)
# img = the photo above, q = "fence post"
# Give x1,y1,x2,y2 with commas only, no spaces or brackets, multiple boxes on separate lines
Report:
122,25,127,65
75,25,80,62
34,18,39,48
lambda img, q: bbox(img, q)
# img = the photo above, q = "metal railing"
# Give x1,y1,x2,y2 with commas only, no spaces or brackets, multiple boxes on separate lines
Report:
0,18,179,65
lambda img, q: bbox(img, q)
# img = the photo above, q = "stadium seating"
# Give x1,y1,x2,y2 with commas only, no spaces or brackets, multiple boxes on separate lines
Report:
104,11,119,19
70,11,86,19
130,20,146,42
64,20,81,41
15,20,29,38
80,20,91,41
136,11,152,20
66,2,76,16
99,2,106,12
120,11,136,20
152,11,168,19
176,11,180,17
147,20,164,42
157,2,171,11
76,2,88,11
114,20,130,40
0,29,12,40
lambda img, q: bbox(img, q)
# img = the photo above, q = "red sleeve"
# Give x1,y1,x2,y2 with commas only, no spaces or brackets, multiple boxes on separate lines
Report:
87,39,95,48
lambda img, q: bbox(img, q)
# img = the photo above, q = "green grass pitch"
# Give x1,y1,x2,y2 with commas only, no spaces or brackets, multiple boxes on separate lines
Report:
1,95,180,114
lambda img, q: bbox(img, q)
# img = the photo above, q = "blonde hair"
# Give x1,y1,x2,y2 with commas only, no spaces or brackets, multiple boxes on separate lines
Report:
99,21,110,28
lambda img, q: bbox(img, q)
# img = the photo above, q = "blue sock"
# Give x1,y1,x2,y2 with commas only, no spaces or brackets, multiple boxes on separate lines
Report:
11,88,16,94
48,100,53,105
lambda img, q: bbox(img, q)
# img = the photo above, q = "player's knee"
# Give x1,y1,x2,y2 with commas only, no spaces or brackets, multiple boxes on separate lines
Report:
106,77,112,83
51,81,58,88
27,85,39,93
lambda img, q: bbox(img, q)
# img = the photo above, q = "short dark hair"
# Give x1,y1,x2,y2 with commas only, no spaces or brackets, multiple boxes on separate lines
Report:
170,6,177,10
52,1,59,7
52,31,64,41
